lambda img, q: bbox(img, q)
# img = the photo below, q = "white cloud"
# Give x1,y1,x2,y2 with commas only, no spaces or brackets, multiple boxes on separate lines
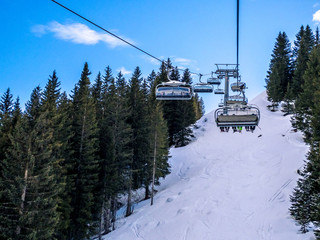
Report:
117,67,132,75
31,21,132,48
313,9,320,22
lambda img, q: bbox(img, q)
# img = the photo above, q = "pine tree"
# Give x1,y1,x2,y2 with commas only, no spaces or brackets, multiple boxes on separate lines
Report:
149,102,170,205
193,93,205,120
55,92,74,240
173,69,196,147
0,115,27,239
266,32,293,107
0,91,22,240
68,62,99,239
126,66,150,216
25,86,42,128
0,83,62,239
0,88,14,163
291,25,314,98
290,45,320,238
294,45,320,142
160,61,183,145
290,169,313,233
315,26,319,46
293,26,305,61
41,71,71,239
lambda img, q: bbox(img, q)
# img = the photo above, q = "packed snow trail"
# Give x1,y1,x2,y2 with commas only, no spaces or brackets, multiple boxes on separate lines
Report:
104,92,314,240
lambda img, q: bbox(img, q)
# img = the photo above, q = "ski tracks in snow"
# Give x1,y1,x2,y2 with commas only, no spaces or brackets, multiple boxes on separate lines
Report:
268,178,294,202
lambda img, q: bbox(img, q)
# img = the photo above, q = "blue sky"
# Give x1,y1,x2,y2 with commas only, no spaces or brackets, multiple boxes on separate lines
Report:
1,0,320,113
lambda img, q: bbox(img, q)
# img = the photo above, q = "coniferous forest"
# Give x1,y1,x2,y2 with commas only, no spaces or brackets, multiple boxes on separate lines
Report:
0,61,204,239
265,25,320,238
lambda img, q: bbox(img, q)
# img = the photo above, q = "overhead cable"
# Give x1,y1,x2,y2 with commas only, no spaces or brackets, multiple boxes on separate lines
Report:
50,0,205,76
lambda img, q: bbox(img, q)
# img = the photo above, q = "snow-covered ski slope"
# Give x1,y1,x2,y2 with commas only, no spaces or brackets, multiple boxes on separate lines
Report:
105,92,314,240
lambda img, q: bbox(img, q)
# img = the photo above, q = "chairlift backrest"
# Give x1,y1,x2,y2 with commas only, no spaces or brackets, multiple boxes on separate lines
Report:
214,88,224,95
230,82,246,92
193,84,213,93
207,78,221,85
214,104,260,127
156,81,192,100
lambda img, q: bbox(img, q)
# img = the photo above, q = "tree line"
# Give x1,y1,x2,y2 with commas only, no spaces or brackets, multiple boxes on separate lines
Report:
0,60,204,240
265,25,320,238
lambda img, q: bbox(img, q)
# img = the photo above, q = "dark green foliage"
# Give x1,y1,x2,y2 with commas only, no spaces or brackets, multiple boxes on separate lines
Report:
68,63,99,239
0,82,63,239
193,93,205,120
290,169,313,233
55,92,73,240
126,67,150,216
294,46,320,142
266,32,293,105
0,62,176,239
172,69,196,147
290,45,320,238
291,25,314,97
316,26,320,46
0,89,14,163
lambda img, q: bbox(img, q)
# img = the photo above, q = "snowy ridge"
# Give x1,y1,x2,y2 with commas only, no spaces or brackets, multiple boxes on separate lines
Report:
105,91,314,240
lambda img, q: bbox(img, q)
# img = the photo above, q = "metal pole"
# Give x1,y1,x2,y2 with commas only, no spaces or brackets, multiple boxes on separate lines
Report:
236,0,239,82
224,74,229,113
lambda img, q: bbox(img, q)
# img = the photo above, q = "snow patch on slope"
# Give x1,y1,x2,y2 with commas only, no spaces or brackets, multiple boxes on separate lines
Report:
104,91,314,240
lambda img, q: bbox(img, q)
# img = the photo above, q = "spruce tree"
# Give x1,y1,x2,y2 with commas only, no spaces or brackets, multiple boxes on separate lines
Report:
55,92,74,240
315,26,320,46
291,25,314,97
68,62,99,239
41,71,71,239
0,84,62,239
173,69,196,147
290,45,320,238
126,66,150,216
0,88,14,163
295,45,320,142
266,32,293,106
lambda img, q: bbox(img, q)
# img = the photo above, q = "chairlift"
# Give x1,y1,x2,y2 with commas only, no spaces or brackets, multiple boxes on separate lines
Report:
230,82,246,92
155,68,192,100
214,104,260,130
226,95,247,105
193,83,213,93
207,77,221,85
218,102,224,107
193,74,213,93
214,88,224,95
156,81,192,100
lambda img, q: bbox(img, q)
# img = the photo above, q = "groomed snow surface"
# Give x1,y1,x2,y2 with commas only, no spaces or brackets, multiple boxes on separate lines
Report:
104,92,315,240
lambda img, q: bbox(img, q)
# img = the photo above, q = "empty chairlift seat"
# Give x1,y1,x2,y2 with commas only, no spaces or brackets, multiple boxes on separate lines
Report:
207,77,221,85
226,95,248,105
193,84,213,93
156,81,192,100
214,88,224,94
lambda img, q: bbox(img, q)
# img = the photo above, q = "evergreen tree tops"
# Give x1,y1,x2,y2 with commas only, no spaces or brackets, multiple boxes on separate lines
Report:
0,60,202,239
266,31,293,104
291,25,315,97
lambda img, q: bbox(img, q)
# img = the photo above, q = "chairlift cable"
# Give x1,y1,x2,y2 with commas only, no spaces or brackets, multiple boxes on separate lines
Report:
50,0,207,77
236,0,240,83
